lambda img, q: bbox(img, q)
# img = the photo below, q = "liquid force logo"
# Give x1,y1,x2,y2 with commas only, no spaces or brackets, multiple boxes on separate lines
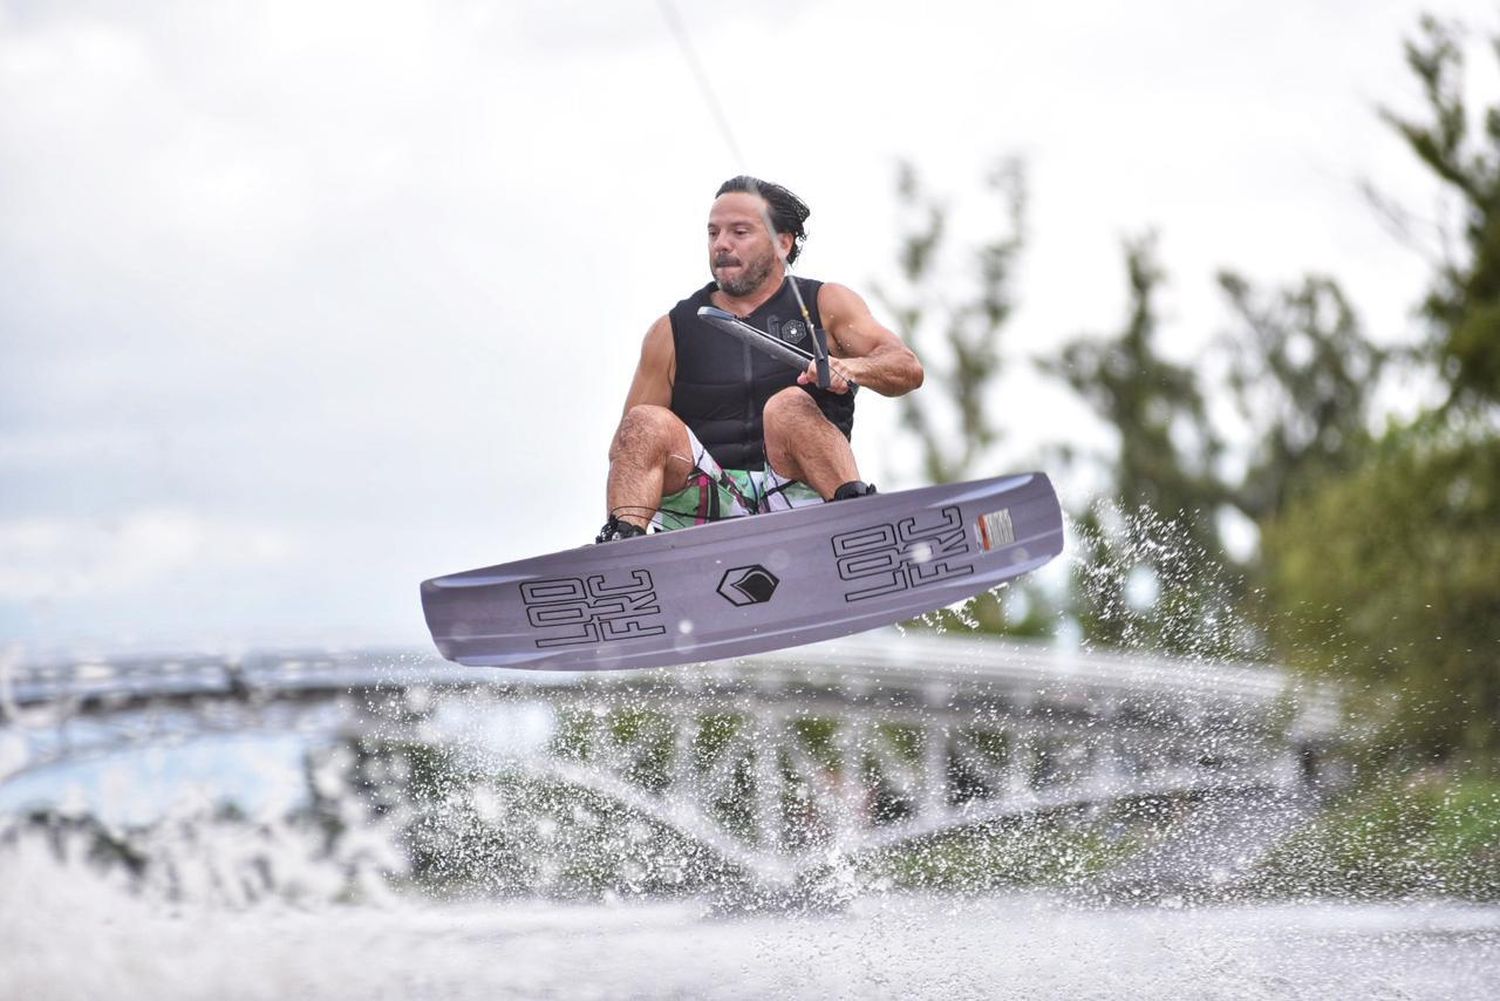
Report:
521,570,667,648
717,565,780,606
831,506,974,603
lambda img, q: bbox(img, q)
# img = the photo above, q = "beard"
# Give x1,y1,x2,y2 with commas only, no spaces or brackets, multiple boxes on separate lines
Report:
713,247,776,297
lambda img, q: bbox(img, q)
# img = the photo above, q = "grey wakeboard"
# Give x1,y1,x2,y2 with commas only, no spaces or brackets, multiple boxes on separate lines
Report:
421,472,1064,671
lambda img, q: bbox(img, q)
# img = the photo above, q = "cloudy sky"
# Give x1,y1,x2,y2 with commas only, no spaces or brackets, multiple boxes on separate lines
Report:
0,0,1489,651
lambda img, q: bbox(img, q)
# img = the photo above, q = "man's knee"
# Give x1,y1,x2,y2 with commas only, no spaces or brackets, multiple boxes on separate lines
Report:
763,388,830,480
611,404,688,462
763,387,822,437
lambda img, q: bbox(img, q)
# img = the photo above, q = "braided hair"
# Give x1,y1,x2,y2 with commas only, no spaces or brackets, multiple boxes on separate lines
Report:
715,176,811,265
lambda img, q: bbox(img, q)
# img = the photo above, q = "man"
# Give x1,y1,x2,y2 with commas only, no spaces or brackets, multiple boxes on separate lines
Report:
597,176,924,543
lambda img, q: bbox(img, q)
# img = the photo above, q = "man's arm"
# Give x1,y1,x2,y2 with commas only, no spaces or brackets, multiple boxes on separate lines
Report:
620,315,676,413
802,283,923,397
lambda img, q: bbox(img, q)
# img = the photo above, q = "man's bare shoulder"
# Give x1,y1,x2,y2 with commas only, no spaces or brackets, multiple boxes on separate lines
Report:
643,314,673,349
637,314,676,371
816,281,879,322
621,314,677,412
815,281,864,306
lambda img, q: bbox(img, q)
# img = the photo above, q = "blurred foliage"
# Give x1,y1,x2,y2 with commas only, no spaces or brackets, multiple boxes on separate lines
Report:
1262,418,1500,759
1042,234,1224,538
887,12,1499,770
877,158,1062,638
857,799,1161,894
1040,237,1240,656
1248,769,1500,900
1215,272,1388,520
875,159,1026,486
1034,246,1386,659
1257,15,1500,765
1381,15,1500,410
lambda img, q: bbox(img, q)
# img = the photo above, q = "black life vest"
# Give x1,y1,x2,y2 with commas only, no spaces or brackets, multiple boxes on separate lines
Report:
668,277,855,471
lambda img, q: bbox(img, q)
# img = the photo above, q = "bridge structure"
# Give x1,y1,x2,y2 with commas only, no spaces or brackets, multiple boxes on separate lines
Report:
0,631,1340,883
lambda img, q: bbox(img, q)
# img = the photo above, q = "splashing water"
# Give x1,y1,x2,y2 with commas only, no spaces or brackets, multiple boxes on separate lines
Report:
3,832,1498,1001
1058,500,1264,662
2,570,1497,998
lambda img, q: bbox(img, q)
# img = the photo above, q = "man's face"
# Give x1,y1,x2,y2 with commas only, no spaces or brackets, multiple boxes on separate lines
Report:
707,192,790,298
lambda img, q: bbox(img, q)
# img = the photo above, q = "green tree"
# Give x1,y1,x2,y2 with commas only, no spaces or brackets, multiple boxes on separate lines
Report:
1042,235,1223,538
1216,272,1388,520
876,159,1056,637
1262,419,1500,759
1382,15,1500,410
875,159,1026,486
1039,235,1242,655
1258,14,1500,764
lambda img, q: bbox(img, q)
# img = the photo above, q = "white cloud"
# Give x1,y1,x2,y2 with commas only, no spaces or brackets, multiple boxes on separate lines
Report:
0,512,297,601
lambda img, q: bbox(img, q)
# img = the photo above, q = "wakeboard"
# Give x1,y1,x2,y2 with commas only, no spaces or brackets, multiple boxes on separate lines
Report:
421,472,1064,671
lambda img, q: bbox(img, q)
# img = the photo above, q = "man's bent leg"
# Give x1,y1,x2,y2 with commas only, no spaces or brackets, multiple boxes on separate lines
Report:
606,404,696,529
762,388,861,500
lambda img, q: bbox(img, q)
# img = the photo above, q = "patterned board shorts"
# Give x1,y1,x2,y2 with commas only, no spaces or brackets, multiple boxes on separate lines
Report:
653,429,823,531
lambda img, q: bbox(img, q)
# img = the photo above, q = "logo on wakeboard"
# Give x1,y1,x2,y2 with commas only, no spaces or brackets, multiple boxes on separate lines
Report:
831,505,975,603
520,570,666,648
716,565,780,606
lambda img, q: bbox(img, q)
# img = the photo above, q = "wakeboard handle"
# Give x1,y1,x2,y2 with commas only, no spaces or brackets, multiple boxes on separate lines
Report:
697,305,857,393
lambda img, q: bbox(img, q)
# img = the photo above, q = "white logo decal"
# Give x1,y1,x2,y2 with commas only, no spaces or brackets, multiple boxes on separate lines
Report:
771,316,808,344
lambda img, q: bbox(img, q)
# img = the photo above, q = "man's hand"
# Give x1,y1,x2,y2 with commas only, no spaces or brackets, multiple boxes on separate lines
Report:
814,284,923,397
797,358,853,394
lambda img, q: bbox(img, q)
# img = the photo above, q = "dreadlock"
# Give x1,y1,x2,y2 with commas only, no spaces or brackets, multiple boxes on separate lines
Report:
715,176,811,265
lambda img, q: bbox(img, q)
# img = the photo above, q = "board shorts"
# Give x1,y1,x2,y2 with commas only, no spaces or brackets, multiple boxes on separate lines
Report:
654,429,824,531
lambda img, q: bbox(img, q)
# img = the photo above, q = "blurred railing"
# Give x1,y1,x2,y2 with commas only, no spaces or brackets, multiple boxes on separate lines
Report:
0,630,1340,881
